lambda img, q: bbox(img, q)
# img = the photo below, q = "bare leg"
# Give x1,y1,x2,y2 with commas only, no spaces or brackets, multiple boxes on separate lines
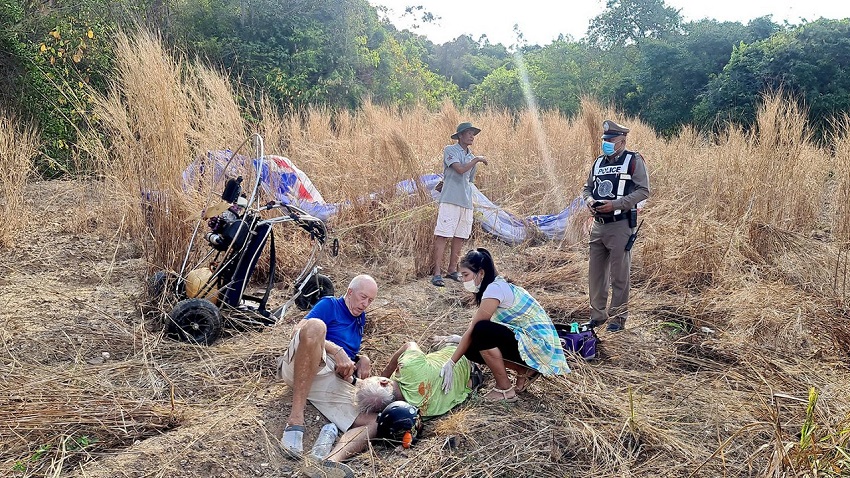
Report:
432,235,449,276
325,414,378,463
503,360,533,374
286,319,326,427
479,347,513,391
509,362,538,392
446,236,465,274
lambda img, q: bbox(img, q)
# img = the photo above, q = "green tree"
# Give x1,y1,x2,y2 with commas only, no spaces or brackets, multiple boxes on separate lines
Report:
586,0,682,48
624,19,775,134
467,40,605,115
1,0,115,175
746,15,783,41
368,32,459,107
522,40,599,115
422,34,509,90
467,64,524,110
168,0,458,109
694,18,850,136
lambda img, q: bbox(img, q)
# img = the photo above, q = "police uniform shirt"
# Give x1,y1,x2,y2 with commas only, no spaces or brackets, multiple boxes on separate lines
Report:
582,150,650,215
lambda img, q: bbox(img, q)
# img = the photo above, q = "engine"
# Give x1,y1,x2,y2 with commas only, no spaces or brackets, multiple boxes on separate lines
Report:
205,177,252,251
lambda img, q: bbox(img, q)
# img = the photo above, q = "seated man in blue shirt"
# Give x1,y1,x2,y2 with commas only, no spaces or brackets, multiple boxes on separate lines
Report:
277,274,378,476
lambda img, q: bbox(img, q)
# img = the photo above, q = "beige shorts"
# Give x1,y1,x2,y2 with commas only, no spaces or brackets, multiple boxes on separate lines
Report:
434,203,473,239
276,329,359,431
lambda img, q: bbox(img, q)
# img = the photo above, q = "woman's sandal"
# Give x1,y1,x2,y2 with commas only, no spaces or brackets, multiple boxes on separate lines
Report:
515,370,541,393
483,385,519,403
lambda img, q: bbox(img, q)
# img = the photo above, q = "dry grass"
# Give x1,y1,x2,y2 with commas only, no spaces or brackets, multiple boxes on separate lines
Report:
0,313,286,476
3,28,850,478
83,29,248,274
0,111,37,248
831,114,850,243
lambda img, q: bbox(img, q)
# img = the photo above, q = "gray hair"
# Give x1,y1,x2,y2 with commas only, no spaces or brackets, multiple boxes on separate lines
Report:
354,376,395,413
348,274,377,293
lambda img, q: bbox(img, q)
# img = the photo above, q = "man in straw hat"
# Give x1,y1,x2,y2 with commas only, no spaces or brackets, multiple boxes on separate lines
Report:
277,274,378,478
581,120,650,332
431,122,488,287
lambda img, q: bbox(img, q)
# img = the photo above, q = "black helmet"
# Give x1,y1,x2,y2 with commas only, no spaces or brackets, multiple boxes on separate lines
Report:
376,400,423,448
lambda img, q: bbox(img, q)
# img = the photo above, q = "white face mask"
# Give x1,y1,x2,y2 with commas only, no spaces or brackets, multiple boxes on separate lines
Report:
463,279,479,293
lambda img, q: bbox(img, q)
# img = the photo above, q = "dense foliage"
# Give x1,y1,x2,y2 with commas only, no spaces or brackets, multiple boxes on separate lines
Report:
166,0,460,109
1,0,849,175
694,18,850,135
1,0,116,175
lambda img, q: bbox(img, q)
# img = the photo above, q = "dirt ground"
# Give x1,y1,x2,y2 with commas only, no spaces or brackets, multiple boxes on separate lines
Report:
4,180,849,478
0,180,590,478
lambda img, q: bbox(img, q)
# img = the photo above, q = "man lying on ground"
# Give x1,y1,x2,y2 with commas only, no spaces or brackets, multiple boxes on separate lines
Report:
312,337,482,473
361,337,483,417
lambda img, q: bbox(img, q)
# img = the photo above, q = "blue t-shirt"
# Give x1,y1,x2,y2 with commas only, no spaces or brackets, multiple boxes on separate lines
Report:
305,296,365,359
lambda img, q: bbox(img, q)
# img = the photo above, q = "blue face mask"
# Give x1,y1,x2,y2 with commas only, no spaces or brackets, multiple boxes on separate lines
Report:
601,141,616,156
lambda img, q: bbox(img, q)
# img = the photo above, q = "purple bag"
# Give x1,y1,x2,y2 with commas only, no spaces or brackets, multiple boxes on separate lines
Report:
555,323,598,360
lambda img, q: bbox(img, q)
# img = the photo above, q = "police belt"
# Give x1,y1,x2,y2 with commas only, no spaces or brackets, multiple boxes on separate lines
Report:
593,214,627,225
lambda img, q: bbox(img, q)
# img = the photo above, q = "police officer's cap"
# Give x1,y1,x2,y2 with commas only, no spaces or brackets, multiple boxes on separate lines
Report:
601,120,629,139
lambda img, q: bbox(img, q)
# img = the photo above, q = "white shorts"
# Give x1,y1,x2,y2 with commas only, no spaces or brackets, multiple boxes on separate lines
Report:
276,329,359,431
434,203,473,239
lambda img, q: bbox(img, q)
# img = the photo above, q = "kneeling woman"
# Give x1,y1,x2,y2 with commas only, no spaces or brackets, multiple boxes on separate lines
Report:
440,248,569,402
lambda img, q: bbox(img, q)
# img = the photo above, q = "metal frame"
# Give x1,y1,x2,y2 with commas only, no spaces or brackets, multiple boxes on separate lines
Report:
170,133,333,328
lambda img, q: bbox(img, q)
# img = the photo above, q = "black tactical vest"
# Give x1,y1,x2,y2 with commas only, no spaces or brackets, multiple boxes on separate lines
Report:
590,150,636,218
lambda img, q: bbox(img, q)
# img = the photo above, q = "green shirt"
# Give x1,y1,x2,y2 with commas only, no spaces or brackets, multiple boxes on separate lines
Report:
390,346,471,418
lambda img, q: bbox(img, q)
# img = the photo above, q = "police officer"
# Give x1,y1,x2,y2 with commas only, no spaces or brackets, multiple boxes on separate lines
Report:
581,120,650,332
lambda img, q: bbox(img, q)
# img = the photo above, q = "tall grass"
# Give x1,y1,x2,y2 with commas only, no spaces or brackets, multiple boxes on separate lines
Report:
831,113,850,245
637,94,839,297
0,111,37,248
85,30,247,273
77,28,850,307
82,28,850,301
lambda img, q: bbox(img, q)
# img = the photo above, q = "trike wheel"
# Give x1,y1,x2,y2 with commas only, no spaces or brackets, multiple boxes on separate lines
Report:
147,270,184,302
167,298,222,345
294,274,334,311
147,270,175,301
